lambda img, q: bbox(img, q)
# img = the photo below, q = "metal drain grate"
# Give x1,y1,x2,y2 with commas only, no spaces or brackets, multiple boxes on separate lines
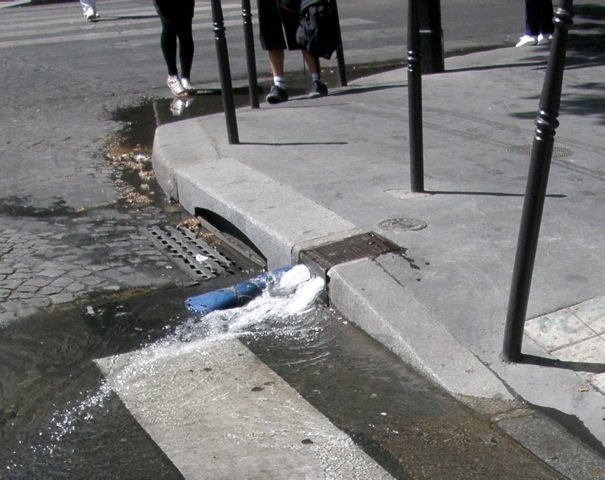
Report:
146,224,249,281
300,232,400,273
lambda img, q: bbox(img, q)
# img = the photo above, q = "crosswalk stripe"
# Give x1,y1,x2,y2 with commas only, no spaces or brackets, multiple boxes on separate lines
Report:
0,12,247,42
0,1,377,50
0,17,256,49
95,337,394,479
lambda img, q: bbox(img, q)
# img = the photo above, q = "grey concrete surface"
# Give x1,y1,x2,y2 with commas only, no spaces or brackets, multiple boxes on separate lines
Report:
153,41,605,475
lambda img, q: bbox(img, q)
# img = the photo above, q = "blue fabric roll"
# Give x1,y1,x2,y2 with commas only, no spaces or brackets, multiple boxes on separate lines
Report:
186,266,293,315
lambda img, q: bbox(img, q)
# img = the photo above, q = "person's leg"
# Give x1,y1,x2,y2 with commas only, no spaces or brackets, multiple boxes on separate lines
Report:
176,18,194,80
160,16,179,76
525,0,540,36
266,49,288,103
268,49,285,78
516,0,539,46
80,0,98,19
303,51,327,98
302,51,318,76
257,0,289,103
160,15,187,97
539,0,554,35
80,0,95,11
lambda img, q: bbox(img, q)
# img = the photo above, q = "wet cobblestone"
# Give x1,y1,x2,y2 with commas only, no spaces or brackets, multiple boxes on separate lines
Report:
0,209,191,326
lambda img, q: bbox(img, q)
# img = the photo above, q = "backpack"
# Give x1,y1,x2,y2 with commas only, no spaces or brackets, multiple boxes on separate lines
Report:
295,0,341,60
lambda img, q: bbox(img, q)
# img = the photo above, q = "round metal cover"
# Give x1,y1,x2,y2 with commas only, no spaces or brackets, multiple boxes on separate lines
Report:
506,145,573,158
378,217,427,232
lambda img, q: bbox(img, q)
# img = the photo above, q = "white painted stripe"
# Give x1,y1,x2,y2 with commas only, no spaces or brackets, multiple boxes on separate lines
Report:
96,338,394,480
0,8,244,38
0,17,255,48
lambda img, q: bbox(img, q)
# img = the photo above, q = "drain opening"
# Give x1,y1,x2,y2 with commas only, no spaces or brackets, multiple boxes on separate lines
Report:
145,220,264,281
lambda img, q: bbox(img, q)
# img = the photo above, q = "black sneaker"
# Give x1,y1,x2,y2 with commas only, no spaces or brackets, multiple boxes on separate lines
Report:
308,80,328,98
266,84,288,104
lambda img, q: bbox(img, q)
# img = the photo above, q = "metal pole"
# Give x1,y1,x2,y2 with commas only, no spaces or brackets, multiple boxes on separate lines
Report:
503,0,574,362
417,0,444,74
407,0,424,193
330,0,347,86
241,0,259,108
211,0,239,144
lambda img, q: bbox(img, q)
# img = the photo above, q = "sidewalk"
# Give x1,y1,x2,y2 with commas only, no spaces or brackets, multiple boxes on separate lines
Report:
152,44,605,476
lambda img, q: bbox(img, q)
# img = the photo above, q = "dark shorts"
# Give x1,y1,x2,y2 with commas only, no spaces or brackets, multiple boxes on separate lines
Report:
257,0,301,50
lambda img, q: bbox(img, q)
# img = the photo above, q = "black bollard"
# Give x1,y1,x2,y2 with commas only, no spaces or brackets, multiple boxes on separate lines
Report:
329,0,347,86
241,0,259,108
407,0,424,193
211,0,239,144
417,0,444,74
503,0,574,362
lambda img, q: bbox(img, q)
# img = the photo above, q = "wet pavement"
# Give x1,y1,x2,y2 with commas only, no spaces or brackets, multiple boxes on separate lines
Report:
1,284,564,479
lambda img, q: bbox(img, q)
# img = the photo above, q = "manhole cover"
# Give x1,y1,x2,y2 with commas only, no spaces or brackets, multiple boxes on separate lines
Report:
378,217,427,232
300,232,400,271
145,224,261,281
507,145,573,158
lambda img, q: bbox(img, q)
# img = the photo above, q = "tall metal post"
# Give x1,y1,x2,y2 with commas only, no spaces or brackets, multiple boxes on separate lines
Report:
241,0,259,108
211,0,239,144
503,0,574,362
417,0,444,74
407,0,424,193
330,0,347,86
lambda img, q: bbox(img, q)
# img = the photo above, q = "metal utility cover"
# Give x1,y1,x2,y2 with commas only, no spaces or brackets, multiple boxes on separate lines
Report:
300,232,400,272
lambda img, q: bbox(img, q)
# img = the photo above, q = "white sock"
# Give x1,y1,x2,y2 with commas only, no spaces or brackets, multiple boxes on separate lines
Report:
273,76,286,89
311,73,321,82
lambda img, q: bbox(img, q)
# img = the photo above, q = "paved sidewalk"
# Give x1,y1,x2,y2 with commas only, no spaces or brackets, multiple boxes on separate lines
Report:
153,44,605,476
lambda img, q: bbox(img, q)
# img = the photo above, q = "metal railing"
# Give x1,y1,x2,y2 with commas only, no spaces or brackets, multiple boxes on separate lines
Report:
503,0,574,362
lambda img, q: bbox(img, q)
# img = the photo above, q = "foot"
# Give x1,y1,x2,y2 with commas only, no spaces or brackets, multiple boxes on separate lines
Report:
266,84,288,104
180,78,196,94
537,33,553,45
83,7,99,21
167,76,188,98
515,35,538,47
308,80,328,99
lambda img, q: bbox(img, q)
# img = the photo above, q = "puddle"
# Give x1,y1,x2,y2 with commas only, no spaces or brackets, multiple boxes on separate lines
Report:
1,264,563,479
110,60,405,152
0,196,76,218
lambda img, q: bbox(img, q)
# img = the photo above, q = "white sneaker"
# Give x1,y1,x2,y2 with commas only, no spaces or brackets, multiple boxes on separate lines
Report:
180,78,196,94
166,76,188,98
83,7,99,21
515,35,538,47
538,33,553,45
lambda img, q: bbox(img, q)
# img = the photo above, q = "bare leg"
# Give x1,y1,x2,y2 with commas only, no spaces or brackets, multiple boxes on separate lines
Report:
268,49,285,77
302,51,319,76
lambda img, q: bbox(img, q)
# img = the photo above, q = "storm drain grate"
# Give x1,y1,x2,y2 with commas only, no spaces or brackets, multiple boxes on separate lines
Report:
145,224,249,281
300,232,400,272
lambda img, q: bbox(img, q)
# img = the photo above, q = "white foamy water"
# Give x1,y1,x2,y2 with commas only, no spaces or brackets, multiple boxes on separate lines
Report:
39,265,325,456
